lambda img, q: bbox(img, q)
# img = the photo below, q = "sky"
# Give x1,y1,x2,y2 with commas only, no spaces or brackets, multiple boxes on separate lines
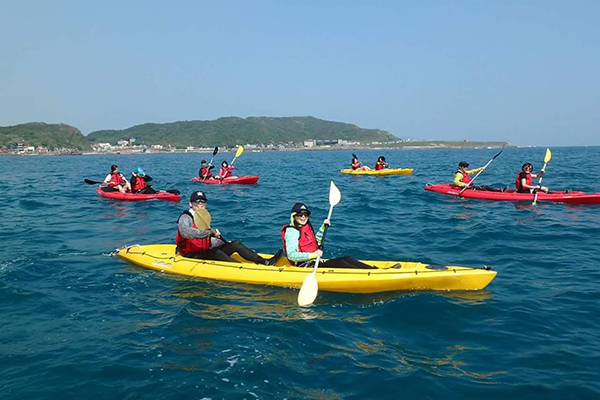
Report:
1,1,599,146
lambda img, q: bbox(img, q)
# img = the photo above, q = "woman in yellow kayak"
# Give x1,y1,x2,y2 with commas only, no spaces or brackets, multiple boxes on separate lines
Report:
374,156,388,170
281,203,376,269
176,191,281,265
351,155,371,171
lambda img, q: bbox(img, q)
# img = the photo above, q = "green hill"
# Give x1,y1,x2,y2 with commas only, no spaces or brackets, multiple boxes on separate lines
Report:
0,122,92,151
86,116,399,147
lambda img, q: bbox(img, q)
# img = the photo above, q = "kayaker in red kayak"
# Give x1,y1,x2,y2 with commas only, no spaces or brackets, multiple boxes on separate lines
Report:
281,203,375,269
176,191,281,265
351,155,371,171
217,161,237,180
374,156,388,170
130,167,157,194
516,163,548,193
103,165,131,193
453,161,486,188
199,160,215,180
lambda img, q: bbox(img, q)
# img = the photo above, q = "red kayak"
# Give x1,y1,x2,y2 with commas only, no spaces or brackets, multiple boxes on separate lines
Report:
96,186,180,202
191,176,259,185
425,184,600,204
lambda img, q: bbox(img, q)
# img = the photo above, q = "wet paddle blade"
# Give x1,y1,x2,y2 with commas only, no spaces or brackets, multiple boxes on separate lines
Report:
544,148,552,163
329,181,341,206
213,146,219,156
298,273,318,306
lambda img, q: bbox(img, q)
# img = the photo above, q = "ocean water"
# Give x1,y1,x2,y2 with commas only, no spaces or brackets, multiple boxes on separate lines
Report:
1,147,599,399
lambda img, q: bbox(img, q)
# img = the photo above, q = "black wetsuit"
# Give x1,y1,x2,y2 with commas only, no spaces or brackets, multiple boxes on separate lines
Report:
183,240,267,264
297,256,377,269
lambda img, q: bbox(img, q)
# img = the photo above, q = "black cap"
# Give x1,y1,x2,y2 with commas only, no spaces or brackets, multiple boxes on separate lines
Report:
201,160,207,164
459,161,469,167
291,202,311,215
190,191,207,203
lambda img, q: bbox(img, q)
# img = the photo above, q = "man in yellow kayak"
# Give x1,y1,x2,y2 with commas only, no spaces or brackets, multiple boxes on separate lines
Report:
176,191,281,265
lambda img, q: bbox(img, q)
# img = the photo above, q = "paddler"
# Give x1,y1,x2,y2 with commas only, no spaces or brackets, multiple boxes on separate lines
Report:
453,161,486,188
516,163,548,193
103,165,131,193
351,155,371,171
374,156,388,170
281,203,376,269
217,160,237,180
199,160,214,179
176,191,281,265
130,167,157,194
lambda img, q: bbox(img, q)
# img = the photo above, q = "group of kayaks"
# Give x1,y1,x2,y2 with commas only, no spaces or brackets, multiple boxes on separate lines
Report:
99,146,600,302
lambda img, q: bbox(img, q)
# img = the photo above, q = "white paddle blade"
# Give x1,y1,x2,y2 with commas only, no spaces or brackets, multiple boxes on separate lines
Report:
298,274,318,306
329,181,341,206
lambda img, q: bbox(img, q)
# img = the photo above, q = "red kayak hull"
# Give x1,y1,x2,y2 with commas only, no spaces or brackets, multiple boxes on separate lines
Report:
191,176,259,185
96,186,180,202
424,184,600,204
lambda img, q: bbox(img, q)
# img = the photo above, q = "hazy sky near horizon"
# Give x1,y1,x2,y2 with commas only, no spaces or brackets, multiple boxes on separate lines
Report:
1,1,599,146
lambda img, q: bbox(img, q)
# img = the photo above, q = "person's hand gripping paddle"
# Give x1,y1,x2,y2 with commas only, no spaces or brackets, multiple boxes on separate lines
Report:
297,181,342,306
532,148,552,206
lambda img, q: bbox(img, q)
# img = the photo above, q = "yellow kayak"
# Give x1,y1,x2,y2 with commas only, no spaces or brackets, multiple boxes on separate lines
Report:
117,244,496,293
340,168,413,176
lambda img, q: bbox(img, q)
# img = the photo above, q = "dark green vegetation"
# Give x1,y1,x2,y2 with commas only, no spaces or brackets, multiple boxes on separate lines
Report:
1,118,511,151
86,116,398,147
0,122,92,151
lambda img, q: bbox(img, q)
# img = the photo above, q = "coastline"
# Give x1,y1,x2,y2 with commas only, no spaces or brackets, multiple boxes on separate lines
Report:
1,142,519,157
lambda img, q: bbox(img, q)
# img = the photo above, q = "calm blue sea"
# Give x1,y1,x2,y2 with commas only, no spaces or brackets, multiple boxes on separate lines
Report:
1,147,599,400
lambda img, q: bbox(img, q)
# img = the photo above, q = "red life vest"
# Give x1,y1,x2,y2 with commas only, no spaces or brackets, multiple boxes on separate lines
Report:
457,170,470,184
200,167,212,178
108,173,125,187
219,166,234,178
352,162,361,170
132,176,147,191
515,172,532,191
281,223,319,255
375,163,384,171
175,211,211,254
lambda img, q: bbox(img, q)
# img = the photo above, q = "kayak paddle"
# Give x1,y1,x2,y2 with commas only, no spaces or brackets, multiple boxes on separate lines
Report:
297,181,342,307
532,148,552,206
202,146,219,181
84,179,103,185
230,145,244,166
458,146,504,196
